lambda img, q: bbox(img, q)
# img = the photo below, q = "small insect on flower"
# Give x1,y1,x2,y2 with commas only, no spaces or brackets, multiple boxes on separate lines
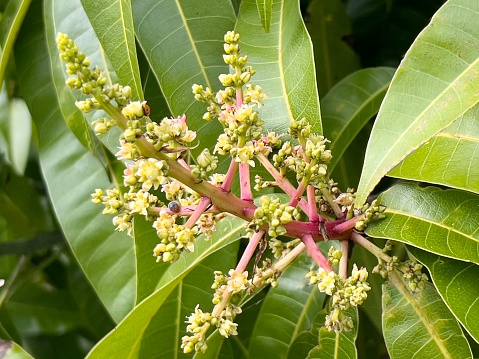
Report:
142,102,151,116
168,201,181,213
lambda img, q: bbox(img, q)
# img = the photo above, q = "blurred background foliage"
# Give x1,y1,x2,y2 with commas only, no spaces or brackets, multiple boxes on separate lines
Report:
0,0,446,358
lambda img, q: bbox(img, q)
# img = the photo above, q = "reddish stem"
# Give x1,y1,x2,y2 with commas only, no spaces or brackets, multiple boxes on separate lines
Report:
236,230,264,272
239,163,253,201
185,197,211,227
255,153,310,214
288,178,308,208
301,233,333,272
221,160,238,192
307,185,319,223
332,214,365,233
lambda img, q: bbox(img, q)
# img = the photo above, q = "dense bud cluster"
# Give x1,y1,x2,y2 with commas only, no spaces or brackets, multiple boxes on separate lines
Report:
253,196,298,237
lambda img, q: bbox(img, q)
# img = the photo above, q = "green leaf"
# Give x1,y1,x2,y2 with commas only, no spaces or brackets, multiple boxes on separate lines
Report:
410,248,479,344
0,0,32,85
307,306,358,359
321,67,395,172
87,218,247,358
389,103,479,195
248,252,325,358
236,0,322,135
365,182,479,264
0,339,34,359
80,0,143,101
356,0,479,207
305,0,360,98
382,271,472,359
15,0,135,322
132,0,236,160
8,98,31,175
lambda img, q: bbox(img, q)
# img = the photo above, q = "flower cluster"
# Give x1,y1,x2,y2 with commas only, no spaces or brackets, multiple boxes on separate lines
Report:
58,30,395,355
181,269,248,353
306,263,371,332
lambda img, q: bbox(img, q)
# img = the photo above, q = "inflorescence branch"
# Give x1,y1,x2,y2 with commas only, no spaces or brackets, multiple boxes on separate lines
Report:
57,30,427,354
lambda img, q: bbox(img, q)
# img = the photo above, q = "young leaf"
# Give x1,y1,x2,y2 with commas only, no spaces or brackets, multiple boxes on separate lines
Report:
389,103,479,195
365,182,479,264
410,247,479,344
235,0,322,135
0,0,32,86
256,0,273,32
248,253,325,359
382,271,472,359
321,67,395,171
355,0,479,207
15,0,136,322
80,0,143,101
87,218,247,358
305,0,360,98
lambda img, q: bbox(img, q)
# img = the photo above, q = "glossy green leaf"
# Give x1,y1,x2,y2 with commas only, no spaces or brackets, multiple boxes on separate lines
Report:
87,217,247,358
322,67,395,171
306,0,360,98
389,104,479,195
132,0,236,160
8,98,31,175
15,0,135,322
356,0,479,207
256,0,273,32
0,0,32,85
80,0,143,101
410,248,479,344
382,272,472,359
236,0,322,135
0,339,34,359
248,252,325,358
307,307,358,359
365,182,479,264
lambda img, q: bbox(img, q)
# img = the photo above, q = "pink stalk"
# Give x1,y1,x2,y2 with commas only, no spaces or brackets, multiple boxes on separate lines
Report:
332,214,365,233
307,185,319,223
178,157,192,171
255,153,310,214
236,230,264,272
185,197,211,228
301,233,333,272
221,160,238,192
288,178,308,208
236,86,243,107
212,230,264,317
239,163,253,201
